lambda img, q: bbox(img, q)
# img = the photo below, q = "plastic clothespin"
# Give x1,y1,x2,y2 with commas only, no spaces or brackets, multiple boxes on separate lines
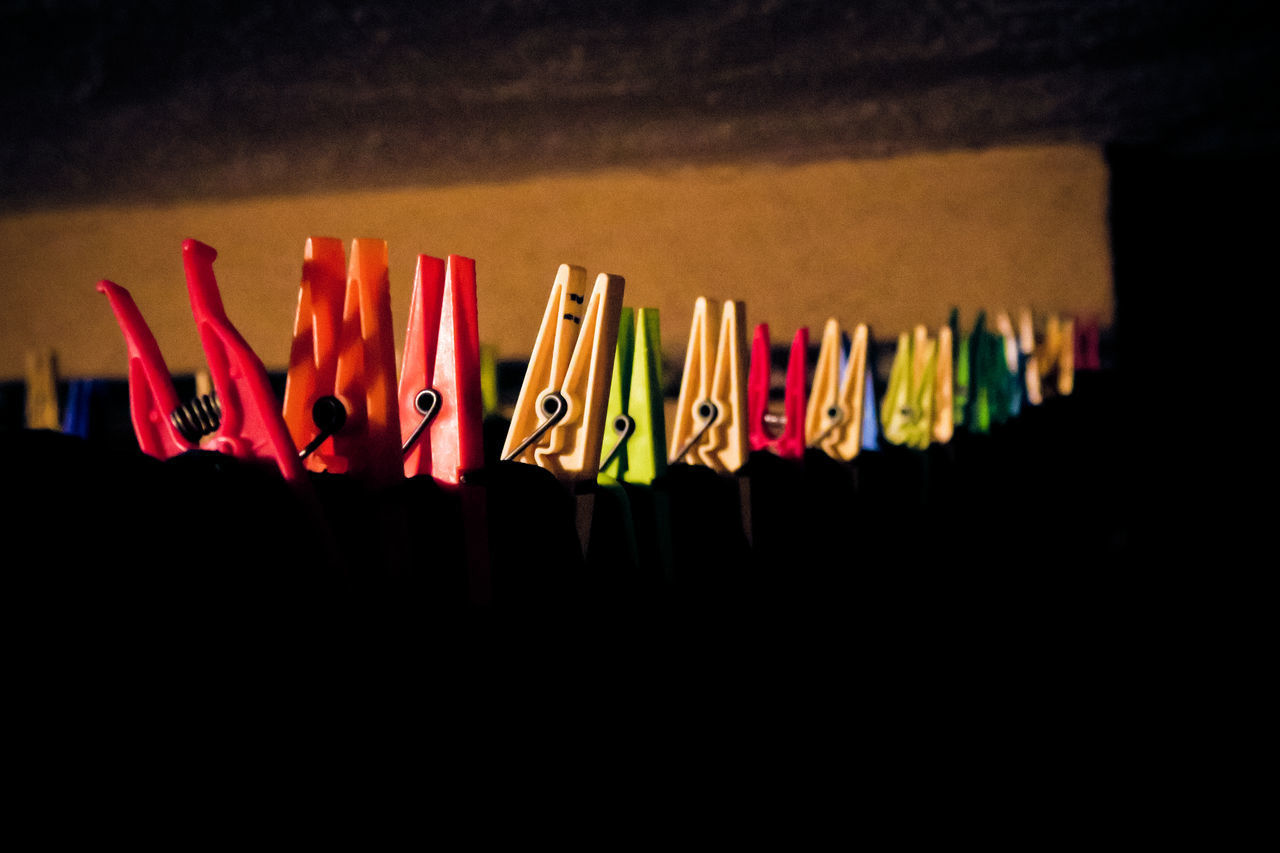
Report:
281,237,402,488
668,298,748,474
1018,308,1044,406
502,264,625,481
502,264,624,556
805,318,870,461
995,309,1024,418
881,325,938,450
1075,315,1102,371
62,379,99,439
599,307,666,485
97,239,305,483
479,344,500,417
24,348,60,431
747,323,808,459
1035,313,1075,397
398,254,483,484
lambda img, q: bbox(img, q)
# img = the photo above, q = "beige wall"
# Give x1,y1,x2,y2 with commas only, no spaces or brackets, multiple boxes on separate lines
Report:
0,143,1111,380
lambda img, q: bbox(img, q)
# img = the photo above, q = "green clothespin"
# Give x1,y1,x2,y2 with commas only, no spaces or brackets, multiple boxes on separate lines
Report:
599,307,666,485
598,307,672,580
950,308,969,429
479,343,499,417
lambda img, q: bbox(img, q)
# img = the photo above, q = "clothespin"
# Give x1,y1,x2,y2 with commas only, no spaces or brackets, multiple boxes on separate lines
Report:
950,308,969,429
1019,308,1044,406
399,254,483,484
599,307,666,485
1035,314,1075,397
502,264,625,550
97,239,305,483
934,323,954,444
995,310,1023,418
62,379,98,439
668,298,748,473
479,344,500,417
24,348,60,431
281,237,402,488
881,325,938,450
748,324,808,459
805,318,870,461
1074,315,1102,371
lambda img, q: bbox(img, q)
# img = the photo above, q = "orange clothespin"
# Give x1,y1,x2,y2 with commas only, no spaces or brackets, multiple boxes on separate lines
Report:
97,239,305,484
747,323,808,459
398,254,484,484
282,238,403,488
668,298,748,473
804,318,870,460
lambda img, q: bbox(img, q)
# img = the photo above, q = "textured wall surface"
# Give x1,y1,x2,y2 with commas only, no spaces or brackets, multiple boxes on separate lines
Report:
0,144,1110,378
1,1,1273,378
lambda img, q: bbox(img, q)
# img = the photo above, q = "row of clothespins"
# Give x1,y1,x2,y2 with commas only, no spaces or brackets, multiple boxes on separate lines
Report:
29,236,1102,493
25,237,1102,586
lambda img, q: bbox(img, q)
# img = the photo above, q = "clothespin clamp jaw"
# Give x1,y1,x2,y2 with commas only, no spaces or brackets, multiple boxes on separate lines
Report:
747,323,809,459
804,318,871,461
668,297,748,474
599,306,666,486
97,239,305,483
398,254,484,485
281,237,403,488
502,264,626,483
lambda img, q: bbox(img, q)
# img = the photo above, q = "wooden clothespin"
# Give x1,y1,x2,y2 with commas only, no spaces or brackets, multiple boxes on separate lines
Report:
98,239,305,483
502,264,625,552
24,348,60,431
281,237,402,489
669,298,748,473
747,323,808,459
805,318,870,461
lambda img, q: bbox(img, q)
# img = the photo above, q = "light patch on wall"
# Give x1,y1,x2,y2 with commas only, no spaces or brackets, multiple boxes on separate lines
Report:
0,143,1111,379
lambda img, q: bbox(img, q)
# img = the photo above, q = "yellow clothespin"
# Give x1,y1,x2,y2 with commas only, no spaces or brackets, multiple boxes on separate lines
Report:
668,297,748,474
881,325,939,450
502,264,625,548
24,348,60,431
934,323,954,444
1037,314,1075,397
805,318,870,461
1019,308,1043,406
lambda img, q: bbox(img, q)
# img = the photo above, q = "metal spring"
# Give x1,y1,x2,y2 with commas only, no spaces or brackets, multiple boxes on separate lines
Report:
171,393,222,443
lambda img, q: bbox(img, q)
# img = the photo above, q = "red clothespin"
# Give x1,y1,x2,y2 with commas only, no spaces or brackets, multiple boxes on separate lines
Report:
398,254,484,483
97,239,305,484
747,323,809,459
1075,315,1102,371
281,237,403,488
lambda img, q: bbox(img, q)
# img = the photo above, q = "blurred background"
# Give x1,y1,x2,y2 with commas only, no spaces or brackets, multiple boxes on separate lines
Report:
1,0,1276,388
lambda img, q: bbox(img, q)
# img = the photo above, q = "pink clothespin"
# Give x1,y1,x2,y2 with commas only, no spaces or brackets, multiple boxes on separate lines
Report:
747,323,809,459
98,239,305,484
